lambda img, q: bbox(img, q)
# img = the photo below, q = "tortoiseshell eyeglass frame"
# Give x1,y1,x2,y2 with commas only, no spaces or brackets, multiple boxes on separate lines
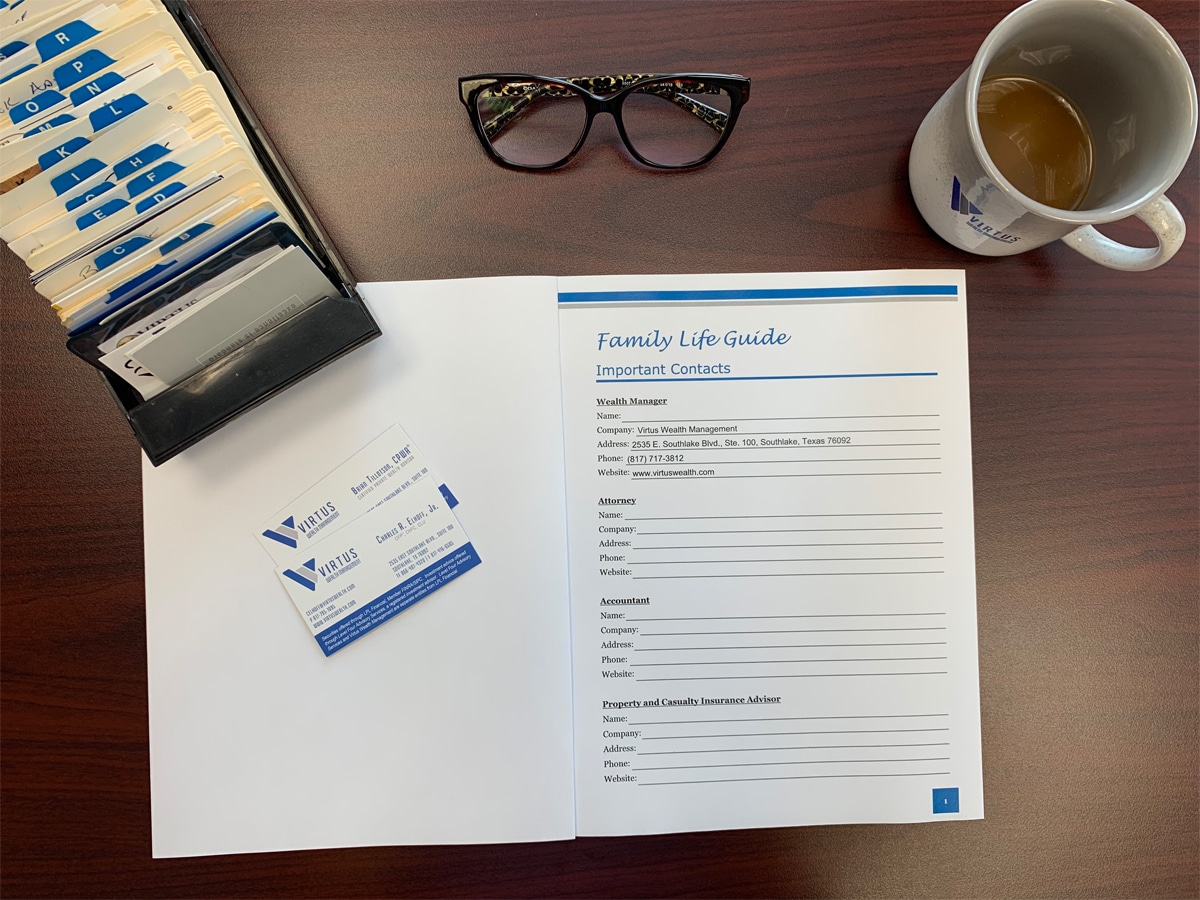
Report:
458,73,751,170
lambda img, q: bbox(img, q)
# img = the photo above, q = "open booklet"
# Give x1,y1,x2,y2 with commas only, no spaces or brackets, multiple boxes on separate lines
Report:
143,270,982,857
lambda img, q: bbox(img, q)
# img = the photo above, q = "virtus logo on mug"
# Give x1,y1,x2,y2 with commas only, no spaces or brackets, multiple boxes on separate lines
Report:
951,176,1019,244
909,0,1197,270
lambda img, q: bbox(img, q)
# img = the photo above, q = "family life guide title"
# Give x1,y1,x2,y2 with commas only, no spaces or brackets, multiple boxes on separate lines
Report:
594,326,791,380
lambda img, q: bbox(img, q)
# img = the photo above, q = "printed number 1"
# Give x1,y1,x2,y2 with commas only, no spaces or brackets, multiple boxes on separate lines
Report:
932,787,959,814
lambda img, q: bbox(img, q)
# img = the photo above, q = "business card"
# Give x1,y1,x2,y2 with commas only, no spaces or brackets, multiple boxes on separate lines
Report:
275,475,481,656
255,423,459,565
124,244,336,384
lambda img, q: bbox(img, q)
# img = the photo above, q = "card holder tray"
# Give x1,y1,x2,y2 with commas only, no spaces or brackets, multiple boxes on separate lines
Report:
92,0,380,466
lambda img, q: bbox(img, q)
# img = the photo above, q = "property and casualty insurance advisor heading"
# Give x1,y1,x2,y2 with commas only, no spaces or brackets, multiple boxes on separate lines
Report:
558,271,982,836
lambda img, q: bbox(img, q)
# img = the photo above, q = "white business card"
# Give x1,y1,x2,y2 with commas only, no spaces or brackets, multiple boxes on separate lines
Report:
275,475,480,656
255,423,459,565
122,244,336,384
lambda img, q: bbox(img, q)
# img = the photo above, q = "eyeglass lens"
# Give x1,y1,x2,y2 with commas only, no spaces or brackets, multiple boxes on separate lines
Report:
623,80,733,167
475,78,735,168
475,81,588,168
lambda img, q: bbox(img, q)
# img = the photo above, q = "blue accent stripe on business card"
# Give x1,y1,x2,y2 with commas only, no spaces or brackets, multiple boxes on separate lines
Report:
314,542,481,656
558,285,959,304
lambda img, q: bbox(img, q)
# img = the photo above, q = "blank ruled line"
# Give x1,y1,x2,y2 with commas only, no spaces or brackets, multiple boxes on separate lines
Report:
640,527,943,535
623,415,940,423
629,714,948,725
637,742,951,755
620,443,942,455
638,771,951,786
632,542,946,550
630,656,948,666
634,571,946,580
626,513,943,521
641,628,947,635
626,458,942,465
637,671,949,681
629,614,946,621
633,556,945,565
643,728,949,740
636,643,948,651
641,472,943,480
623,429,942,435
633,756,951,772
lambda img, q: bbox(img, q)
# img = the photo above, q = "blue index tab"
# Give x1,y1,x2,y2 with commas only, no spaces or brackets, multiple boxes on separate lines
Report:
54,48,116,89
38,135,89,171
112,143,170,180
64,179,115,210
95,235,150,270
314,543,482,656
68,69,122,106
134,181,184,212
75,197,128,230
106,261,175,304
158,222,212,255
126,161,183,199
0,61,35,83
88,93,146,131
932,787,959,814
50,156,104,195
24,113,74,135
9,90,66,125
0,41,28,59
438,483,459,509
35,20,101,63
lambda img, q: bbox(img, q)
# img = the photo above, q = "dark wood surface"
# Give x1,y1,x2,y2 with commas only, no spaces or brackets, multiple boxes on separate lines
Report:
2,1,1197,896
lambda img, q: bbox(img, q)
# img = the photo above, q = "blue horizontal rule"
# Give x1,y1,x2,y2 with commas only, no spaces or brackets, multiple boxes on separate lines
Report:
596,371,938,384
558,285,959,304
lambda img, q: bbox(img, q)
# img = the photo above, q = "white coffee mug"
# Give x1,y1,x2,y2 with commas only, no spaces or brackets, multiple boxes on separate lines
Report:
909,0,1197,270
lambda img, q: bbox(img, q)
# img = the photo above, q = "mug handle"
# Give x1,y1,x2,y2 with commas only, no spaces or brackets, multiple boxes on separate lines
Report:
1060,194,1186,271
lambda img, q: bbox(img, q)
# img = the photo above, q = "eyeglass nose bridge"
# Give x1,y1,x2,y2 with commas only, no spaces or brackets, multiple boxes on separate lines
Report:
590,95,620,117
576,97,643,166
570,96,626,162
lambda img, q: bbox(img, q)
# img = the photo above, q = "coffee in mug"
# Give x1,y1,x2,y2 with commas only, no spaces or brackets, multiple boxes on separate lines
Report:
976,74,1093,210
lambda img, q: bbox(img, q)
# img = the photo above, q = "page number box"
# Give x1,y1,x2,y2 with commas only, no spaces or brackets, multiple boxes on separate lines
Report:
932,787,959,814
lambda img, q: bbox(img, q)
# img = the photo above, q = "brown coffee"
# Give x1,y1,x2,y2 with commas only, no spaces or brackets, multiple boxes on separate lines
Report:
977,74,1094,210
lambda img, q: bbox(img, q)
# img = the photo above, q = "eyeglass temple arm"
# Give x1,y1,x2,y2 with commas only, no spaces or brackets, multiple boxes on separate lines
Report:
477,75,730,140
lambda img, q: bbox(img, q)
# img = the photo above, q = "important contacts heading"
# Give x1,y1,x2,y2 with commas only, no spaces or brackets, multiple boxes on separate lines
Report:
595,326,791,380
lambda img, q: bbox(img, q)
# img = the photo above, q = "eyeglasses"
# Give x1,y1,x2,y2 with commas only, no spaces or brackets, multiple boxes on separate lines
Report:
458,73,751,170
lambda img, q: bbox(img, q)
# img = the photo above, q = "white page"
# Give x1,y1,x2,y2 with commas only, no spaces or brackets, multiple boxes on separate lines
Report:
143,276,575,857
557,270,983,835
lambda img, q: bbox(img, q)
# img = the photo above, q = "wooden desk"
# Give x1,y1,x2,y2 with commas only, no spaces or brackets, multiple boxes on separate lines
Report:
2,2,1196,895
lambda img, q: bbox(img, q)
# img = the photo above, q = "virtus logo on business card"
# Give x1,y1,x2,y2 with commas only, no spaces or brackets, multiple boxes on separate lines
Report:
262,515,299,548
282,559,318,591
263,503,339,549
